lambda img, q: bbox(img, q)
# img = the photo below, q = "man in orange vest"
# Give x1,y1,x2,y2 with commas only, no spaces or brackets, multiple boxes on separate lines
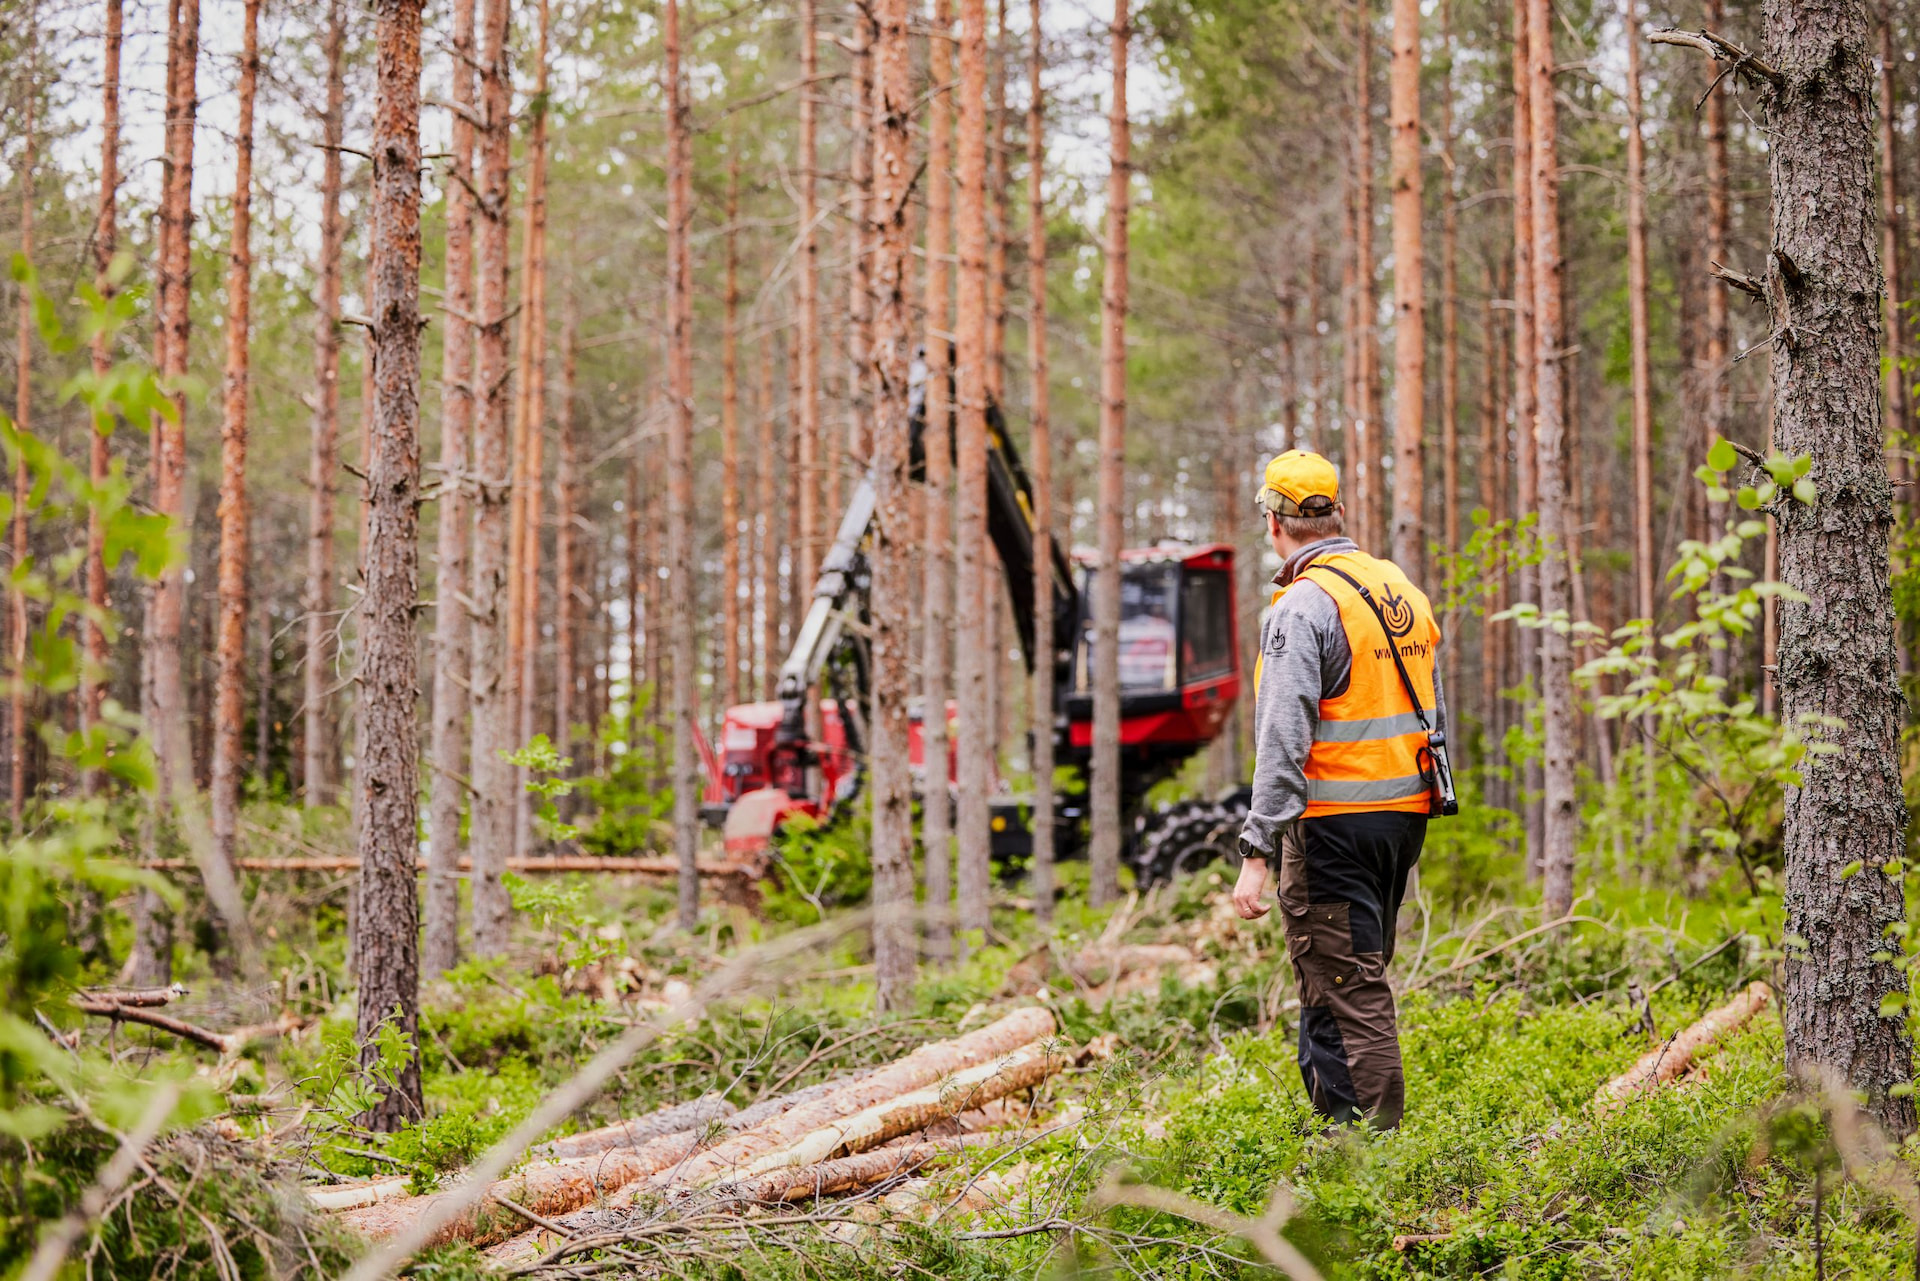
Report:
1231,449,1446,1131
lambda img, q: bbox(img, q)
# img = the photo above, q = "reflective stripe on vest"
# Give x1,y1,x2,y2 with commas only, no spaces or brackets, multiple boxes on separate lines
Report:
1291,551,1441,818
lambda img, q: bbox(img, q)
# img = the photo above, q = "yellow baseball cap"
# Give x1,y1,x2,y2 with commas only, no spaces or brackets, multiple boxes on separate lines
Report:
1256,450,1340,518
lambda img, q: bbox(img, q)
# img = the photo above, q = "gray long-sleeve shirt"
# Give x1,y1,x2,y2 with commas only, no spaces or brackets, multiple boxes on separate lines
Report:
1238,537,1446,860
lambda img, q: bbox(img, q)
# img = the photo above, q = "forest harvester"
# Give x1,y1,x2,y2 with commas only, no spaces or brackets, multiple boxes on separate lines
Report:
696,360,1249,888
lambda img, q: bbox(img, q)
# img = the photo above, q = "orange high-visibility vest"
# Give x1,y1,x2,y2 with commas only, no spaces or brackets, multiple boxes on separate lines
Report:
1260,550,1441,818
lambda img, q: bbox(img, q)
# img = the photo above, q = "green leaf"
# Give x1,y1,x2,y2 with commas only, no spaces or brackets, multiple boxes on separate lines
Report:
1792,478,1818,506
1707,437,1738,471
1841,860,1864,880
1881,992,1908,1018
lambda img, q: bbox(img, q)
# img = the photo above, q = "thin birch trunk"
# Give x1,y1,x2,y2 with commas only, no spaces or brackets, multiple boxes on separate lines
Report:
849,26,875,473
1088,0,1129,908
798,0,822,604
757,333,780,700
424,0,477,973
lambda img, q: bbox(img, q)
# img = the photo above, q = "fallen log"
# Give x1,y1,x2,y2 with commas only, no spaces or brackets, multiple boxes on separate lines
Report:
652,1006,1056,1189
709,1132,1001,1205
1593,980,1772,1115
329,1074,874,1248
309,1177,415,1213
69,1001,304,1057
728,1041,1071,1181
531,1095,735,1162
78,983,190,1008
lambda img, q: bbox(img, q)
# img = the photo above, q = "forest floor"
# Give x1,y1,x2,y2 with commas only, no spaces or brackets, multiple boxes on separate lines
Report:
18,802,1920,1280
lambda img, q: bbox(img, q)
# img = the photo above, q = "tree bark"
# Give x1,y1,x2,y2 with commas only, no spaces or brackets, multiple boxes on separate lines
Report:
954,0,994,939
921,0,956,960
1025,0,1054,924
985,0,1010,402
555,300,579,756
664,0,701,931
848,25,875,475
1509,0,1540,872
758,333,781,700
1353,0,1380,551
468,0,516,956
512,0,553,858
1438,0,1457,593
82,0,122,797
304,0,347,810
425,0,478,974
1528,0,1575,918
1764,0,1915,1136
355,0,427,1131
625,451,642,706
798,0,822,606
722,151,743,711
1089,0,1130,907
870,0,916,1010
1703,0,1734,680
1387,0,1423,571
132,0,202,988
1623,0,1655,629
211,0,262,884
12,7,35,821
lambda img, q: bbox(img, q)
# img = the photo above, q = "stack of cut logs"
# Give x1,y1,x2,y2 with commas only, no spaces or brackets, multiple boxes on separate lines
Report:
313,1006,1072,1255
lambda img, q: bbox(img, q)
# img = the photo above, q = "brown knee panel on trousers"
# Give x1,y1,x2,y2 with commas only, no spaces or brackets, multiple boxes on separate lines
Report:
1277,812,1424,1130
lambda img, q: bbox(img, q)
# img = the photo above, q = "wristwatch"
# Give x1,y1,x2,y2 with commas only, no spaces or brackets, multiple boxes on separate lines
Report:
1238,836,1269,864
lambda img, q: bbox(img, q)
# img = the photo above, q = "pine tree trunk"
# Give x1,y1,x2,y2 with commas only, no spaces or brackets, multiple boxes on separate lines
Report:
1703,0,1733,680
1623,0,1655,629
1527,0,1576,918
468,0,517,956
921,0,956,960
954,0,994,939
1353,0,1379,551
625,453,642,705
1478,289,1499,740
1438,0,1457,583
211,0,262,885
425,0,478,974
1765,0,1915,1137
12,15,34,821
870,0,917,1010
1088,0,1130,908
83,0,122,797
722,153,743,711
355,0,427,1132
1025,0,1054,924
555,302,579,755
305,0,347,810
798,0,822,606
1509,0,1541,873
849,27,875,474
757,334,781,700
1387,0,1423,571
985,0,1010,402
512,0,553,858
664,0,701,931
133,0,202,988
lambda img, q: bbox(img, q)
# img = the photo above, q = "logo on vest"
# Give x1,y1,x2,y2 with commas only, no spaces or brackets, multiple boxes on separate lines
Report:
1380,585,1416,638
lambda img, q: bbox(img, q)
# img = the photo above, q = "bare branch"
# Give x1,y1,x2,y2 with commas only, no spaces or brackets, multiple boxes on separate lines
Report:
1648,28,1784,87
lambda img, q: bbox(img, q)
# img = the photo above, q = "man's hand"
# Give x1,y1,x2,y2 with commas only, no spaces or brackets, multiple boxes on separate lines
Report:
1232,857,1271,920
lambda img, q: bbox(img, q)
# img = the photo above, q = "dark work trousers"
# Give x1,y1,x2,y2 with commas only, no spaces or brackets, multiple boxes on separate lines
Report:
1277,810,1427,1130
